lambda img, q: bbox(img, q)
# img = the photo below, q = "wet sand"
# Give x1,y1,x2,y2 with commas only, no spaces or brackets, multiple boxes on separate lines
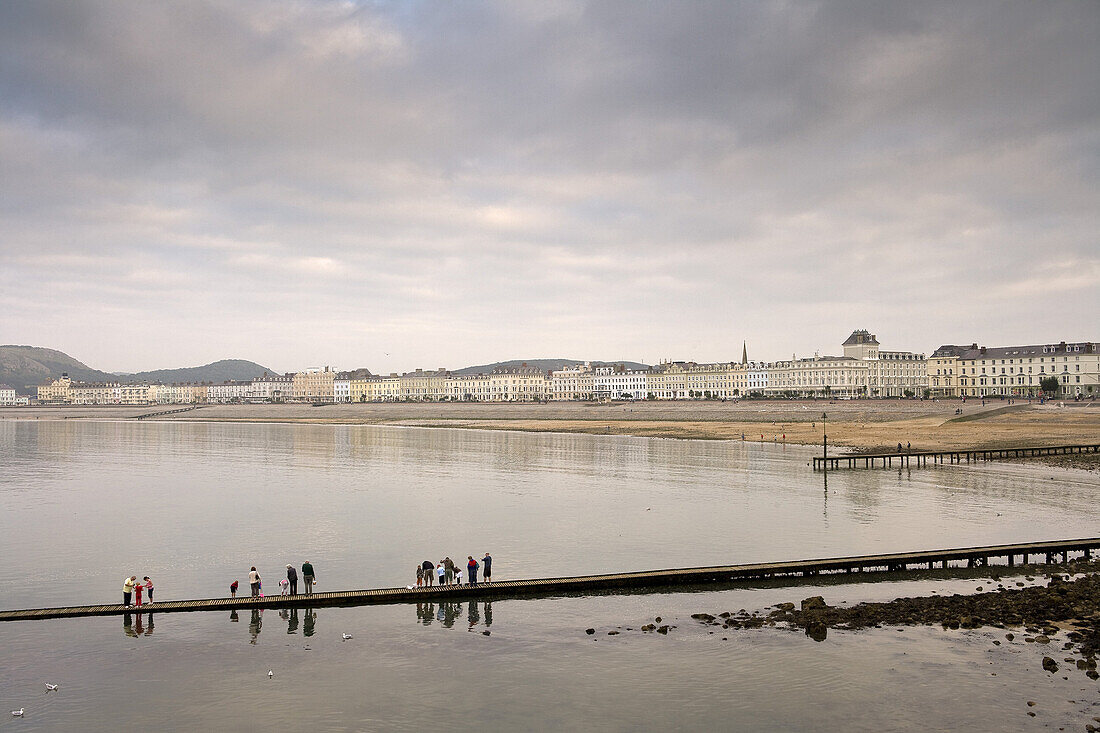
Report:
4,400,1099,458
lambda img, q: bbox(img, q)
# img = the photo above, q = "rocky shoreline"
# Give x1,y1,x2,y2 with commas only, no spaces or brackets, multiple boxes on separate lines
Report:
591,565,1100,727
680,568,1100,673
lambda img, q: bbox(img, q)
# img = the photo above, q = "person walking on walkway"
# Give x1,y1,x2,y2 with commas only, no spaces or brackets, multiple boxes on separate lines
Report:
302,560,316,594
482,553,492,583
143,576,154,604
249,566,261,597
467,556,479,585
421,559,435,587
123,575,136,606
286,564,298,595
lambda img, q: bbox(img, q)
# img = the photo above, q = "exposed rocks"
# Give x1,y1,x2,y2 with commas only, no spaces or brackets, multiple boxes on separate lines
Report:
585,628,595,635
682,569,1100,682
801,596,827,611
1042,656,1059,673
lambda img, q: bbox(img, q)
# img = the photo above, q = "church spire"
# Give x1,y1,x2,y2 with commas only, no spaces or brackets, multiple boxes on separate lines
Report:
741,341,748,365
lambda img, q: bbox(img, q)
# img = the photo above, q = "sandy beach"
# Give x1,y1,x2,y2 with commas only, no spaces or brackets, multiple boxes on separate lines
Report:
5,399,1099,457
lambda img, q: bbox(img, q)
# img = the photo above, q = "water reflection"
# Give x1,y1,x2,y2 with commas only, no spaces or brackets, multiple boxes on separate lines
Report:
249,608,262,643
303,608,316,637
122,612,155,637
416,601,493,631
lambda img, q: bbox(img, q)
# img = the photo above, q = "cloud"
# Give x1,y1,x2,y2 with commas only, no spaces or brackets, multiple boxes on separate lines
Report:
0,0,1097,372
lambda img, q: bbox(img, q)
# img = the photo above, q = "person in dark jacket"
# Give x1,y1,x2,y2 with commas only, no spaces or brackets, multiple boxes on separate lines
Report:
302,561,316,594
286,564,298,595
467,556,479,585
421,559,435,587
482,553,492,583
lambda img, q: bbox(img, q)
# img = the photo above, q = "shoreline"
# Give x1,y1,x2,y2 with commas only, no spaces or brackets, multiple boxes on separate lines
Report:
3,400,1099,468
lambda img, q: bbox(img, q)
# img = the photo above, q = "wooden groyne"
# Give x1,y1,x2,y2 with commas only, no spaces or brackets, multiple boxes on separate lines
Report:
813,443,1100,471
133,405,205,420
3,537,1098,622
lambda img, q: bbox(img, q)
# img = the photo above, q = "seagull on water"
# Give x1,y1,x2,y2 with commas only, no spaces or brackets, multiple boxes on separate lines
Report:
12,709,24,717
268,670,273,679
44,683,59,691
342,633,353,640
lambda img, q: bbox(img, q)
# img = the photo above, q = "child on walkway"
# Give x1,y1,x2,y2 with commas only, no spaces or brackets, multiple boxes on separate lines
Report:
143,576,154,603
416,565,424,588
279,577,290,596
230,580,238,598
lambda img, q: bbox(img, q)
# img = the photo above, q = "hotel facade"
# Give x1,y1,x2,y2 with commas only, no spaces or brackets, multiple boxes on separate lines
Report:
928,341,1098,398
30,331,1098,406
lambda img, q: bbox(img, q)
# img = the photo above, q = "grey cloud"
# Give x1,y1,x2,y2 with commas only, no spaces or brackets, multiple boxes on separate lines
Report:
0,0,1097,371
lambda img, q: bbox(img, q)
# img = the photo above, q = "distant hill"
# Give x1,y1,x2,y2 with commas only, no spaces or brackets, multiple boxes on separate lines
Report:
451,358,650,375
0,346,276,394
126,359,277,384
0,346,117,394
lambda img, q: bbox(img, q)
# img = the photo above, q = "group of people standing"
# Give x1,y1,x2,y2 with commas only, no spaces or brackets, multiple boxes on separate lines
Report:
417,554,491,587
122,575,154,607
232,561,317,598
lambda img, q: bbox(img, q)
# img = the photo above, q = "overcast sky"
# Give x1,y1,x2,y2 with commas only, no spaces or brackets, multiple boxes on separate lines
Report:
1,1,1097,374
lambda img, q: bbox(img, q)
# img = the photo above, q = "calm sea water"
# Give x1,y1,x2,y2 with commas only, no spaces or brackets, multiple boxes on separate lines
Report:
1,420,1098,731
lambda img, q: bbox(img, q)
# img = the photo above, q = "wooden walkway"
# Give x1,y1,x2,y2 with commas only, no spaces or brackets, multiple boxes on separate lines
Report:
813,443,1100,471
133,405,205,420
3,537,1098,622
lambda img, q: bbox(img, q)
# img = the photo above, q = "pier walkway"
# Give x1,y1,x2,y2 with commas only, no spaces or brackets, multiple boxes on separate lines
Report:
2,537,1098,622
133,405,205,420
812,443,1100,471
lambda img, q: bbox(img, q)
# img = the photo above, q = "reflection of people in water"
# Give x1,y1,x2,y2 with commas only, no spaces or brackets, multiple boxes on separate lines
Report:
134,613,144,635
144,613,154,636
303,608,316,637
287,608,299,635
124,612,137,638
249,608,263,644
416,601,493,629
230,610,239,623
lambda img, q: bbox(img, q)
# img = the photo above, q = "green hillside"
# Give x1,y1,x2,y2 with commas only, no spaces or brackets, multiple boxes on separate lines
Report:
0,346,275,394
0,346,116,393
451,358,650,375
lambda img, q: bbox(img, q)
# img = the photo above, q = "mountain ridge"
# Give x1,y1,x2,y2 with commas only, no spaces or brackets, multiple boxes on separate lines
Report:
0,346,652,395
0,346,275,394
450,358,649,375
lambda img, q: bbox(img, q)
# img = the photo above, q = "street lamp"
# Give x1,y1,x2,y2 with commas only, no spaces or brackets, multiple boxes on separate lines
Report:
822,411,827,463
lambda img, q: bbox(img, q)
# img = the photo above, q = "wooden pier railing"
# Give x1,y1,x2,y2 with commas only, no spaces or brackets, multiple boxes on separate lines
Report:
812,443,1100,471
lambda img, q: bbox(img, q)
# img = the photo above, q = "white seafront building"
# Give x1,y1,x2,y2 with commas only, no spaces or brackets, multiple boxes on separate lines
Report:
765,331,926,398
49,327,1096,406
0,384,29,406
929,341,1099,399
